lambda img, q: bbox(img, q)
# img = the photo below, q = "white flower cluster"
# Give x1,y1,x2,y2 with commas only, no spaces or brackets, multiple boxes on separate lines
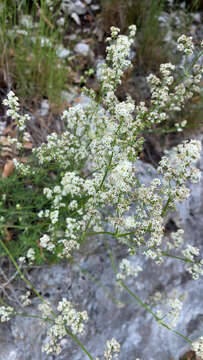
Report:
116,259,142,282
58,238,80,259
0,306,14,322
38,302,52,319
144,60,203,126
182,245,199,260
108,159,133,193
39,298,88,355
13,158,32,176
154,292,185,328
26,248,35,263
174,119,187,132
135,178,164,250
38,172,99,258
166,296,183,327
20,291,31,307
168,229,184,249
95,338,121,360
40,234,55,252
182,245,203,280
33,128,88,170
3,91,30,131
160,63,175,77
150,291,163,304
2,92,31,165
99,25,136,93
104,338,121,360
107,140,201,265
158,140,201,200
19,247,35,264
192,336,203,358
177,35,194,55
35,129,201,267
6,136,23,151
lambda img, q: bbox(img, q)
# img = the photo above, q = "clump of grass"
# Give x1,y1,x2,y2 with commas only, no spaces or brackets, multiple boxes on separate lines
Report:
99,0,130,33
0,166,61,264
135,0,169,71
180,0,202,11
0,0,69,107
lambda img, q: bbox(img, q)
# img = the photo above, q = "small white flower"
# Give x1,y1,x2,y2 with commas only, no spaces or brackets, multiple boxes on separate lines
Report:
26,248,35,262
20,291,31,307
0,306,14,322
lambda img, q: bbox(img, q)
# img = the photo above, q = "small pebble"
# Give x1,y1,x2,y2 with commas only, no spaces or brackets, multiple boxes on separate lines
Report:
69,0,86,15
74,42,90,56
91,4,100,11
71,12,81,25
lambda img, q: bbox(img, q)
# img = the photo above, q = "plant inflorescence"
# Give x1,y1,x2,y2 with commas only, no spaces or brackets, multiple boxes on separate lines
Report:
0,25,203,359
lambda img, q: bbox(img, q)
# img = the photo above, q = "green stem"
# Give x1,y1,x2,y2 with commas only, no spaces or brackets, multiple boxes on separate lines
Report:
161,251,193,264
120,281,159,320
65,328,94,360
120,281,192,344
12,311,53,322
0,238,45,303
87,230,136,238
161,196,171,216
87,230,116,237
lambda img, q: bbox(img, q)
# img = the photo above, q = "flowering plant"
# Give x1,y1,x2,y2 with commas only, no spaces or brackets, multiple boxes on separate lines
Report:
0,26,203,359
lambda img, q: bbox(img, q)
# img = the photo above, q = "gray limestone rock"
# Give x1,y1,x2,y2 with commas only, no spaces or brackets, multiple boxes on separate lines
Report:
74,42,90,56
68,1,86,15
